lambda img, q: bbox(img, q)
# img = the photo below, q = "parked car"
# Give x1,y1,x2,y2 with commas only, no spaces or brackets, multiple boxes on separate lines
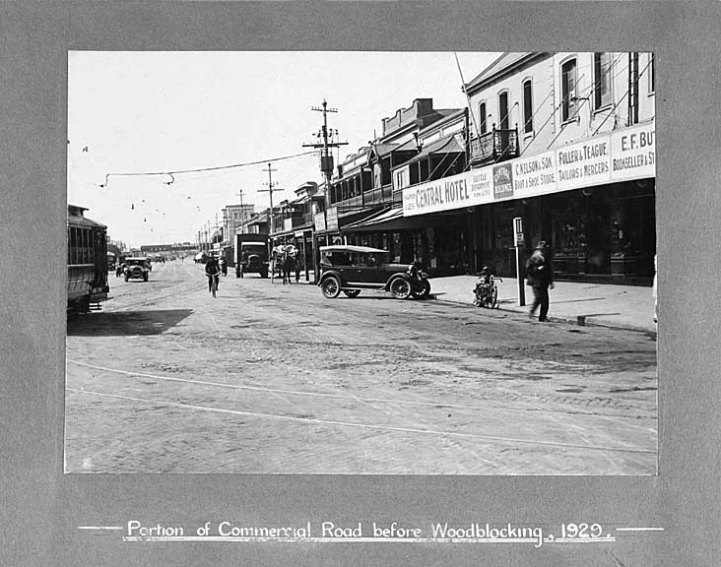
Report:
124,257,150,282
317,245,431,300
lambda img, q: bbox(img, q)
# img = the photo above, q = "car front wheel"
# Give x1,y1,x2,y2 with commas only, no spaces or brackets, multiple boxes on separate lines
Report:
321,276,341,299
390,277,412,299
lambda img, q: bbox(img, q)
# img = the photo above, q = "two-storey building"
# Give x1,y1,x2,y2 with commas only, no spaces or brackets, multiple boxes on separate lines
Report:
402,51,656,281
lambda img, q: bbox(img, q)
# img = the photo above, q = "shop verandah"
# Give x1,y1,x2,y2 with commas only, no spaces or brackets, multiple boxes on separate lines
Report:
340,179,656,285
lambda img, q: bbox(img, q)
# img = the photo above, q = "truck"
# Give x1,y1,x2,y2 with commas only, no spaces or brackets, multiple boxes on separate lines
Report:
234,233,270,278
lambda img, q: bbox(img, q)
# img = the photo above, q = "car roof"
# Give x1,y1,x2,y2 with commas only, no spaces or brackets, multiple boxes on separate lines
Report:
126,257,148,260
319,245,388,254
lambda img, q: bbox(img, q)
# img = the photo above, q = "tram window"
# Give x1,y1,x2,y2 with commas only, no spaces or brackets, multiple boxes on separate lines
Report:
81,229,88,263
70,228,77,264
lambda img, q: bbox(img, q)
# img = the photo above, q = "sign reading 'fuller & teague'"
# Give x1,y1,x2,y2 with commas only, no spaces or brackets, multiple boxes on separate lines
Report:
402,122,655,217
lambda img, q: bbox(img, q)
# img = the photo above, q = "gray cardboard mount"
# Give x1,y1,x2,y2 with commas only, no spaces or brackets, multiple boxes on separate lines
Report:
1,2,718,566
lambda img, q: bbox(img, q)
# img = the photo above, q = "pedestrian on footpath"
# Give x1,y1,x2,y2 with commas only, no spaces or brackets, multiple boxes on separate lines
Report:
525,240,554,322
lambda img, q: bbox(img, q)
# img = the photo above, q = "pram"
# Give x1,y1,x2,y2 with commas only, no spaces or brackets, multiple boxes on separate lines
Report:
473,267,500,308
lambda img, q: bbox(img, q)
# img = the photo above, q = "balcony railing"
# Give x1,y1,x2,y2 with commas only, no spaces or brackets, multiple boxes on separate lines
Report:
470,126,519,164
363,184,393,207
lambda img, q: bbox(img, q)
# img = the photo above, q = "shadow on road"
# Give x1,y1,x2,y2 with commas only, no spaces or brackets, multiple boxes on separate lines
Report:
67,309,193,336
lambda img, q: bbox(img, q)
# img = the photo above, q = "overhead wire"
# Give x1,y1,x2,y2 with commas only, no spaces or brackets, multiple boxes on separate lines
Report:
100,149,319,187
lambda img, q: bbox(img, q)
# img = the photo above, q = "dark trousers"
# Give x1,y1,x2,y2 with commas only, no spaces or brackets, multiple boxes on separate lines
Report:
530,286,550,321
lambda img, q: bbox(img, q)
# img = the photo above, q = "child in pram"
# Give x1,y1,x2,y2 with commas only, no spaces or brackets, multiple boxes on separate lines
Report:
473,266,498,308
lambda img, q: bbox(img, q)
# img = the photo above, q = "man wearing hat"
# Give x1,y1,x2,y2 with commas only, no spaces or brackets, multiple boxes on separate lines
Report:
525,240,554,322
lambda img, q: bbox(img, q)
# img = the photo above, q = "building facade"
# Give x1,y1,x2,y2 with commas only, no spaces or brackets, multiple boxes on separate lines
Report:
222,203,255,246
401,52,656,281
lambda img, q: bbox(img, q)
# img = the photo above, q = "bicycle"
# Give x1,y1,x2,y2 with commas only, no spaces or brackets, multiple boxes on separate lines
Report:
208,273,220,298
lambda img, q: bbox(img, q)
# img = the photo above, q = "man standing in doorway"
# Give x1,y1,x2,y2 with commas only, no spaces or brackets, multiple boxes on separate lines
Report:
526,241,554,322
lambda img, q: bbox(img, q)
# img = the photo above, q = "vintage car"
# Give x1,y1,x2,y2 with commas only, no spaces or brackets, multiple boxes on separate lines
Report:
317,245,431,300
124,257,150,282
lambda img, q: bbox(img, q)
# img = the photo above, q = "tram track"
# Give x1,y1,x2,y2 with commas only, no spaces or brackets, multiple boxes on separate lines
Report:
66,360,657,455
66,260,657,474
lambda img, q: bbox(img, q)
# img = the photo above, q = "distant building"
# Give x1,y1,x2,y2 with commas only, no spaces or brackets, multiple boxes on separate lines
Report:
222,203,255,245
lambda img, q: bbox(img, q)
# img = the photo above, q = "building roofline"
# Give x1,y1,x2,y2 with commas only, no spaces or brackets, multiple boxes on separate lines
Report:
464,52,551,95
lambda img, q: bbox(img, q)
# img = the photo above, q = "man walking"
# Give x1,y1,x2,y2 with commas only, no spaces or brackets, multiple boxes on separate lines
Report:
525,241,554,322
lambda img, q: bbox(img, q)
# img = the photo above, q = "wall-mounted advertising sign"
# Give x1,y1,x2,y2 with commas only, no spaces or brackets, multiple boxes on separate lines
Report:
402,171,473,216
513,151,557,199
556,138,611,192
470,168,492,201
610,124,655,181
492,163,514,200
314,211,326,232
326,207,339,232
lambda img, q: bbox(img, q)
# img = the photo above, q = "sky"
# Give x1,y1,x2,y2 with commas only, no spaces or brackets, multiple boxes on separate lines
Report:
67,51,499,249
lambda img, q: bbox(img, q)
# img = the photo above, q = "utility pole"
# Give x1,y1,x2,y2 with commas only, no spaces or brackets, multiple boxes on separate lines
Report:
303,100,348,263
258,163,283,243
303,99,348,193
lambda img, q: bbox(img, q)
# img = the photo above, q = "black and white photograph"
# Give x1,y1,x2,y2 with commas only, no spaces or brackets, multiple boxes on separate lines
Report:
65,50,657,475
4,2,719,566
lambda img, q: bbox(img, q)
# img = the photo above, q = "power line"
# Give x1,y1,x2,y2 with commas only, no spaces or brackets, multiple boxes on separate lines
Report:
98,149,318,187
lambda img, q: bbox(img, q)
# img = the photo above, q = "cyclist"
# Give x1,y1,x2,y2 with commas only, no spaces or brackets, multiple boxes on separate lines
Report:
205,256,221,294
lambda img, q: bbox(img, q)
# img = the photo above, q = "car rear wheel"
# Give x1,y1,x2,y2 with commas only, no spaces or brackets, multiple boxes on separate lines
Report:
343,289,361,298
411,280,431,299
390,277,412,299
321,276,341,299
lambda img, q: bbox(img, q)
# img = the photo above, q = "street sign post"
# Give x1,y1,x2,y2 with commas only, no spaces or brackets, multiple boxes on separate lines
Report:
513,217,526,307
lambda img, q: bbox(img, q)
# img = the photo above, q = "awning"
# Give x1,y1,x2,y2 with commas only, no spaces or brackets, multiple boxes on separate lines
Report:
314,207,382,236
342,207,416,232
400,135,464,168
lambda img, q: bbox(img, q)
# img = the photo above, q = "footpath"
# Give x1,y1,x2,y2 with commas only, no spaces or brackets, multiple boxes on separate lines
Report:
291,270,656,335
429,275,657,335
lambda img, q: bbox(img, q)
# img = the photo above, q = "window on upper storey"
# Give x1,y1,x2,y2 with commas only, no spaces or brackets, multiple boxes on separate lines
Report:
561,58,578,122
523,79,533,134
479,102,487,134
498,91,509,130
594,53,614,110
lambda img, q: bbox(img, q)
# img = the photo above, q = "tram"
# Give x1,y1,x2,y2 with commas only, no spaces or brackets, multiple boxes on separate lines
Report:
67,204,110,313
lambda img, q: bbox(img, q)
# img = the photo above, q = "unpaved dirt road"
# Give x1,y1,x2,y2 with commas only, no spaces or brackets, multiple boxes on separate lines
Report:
65,260,657,474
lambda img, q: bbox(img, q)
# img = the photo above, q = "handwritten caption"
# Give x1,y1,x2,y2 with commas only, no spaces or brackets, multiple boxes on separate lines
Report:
118,520,616,548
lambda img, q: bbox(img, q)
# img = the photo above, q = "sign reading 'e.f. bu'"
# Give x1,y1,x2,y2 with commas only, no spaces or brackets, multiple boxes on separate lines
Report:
493,164,514,200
